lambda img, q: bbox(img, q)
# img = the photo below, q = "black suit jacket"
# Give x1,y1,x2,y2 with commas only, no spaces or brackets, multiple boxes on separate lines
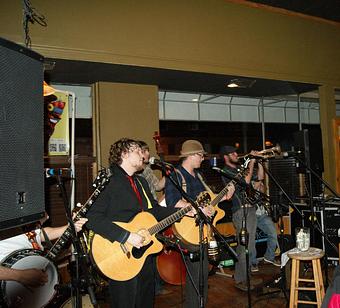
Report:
86,164,176,243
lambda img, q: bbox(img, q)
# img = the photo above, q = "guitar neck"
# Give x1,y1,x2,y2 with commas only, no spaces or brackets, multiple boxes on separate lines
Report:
45,186,104,260
148,205,192,235
210,167,248,206
210,184,230,206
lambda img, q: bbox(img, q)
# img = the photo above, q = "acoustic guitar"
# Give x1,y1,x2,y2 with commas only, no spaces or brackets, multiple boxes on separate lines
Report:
172,184,230,248
172,160,251,248
90,192,210,281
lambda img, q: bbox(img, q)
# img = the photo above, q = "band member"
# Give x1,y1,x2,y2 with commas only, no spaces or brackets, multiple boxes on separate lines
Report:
137,140,165,200
250,179,280,271
220,145,262,292
165,140,233,307
0,215,87,287
86,138,182,308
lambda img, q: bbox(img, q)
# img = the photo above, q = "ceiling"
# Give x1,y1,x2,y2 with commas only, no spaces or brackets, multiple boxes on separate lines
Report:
45,58,318,98
247,0,340,23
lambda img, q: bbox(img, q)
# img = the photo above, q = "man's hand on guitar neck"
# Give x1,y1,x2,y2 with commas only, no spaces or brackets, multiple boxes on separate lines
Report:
174,200,215,218
73,217,88,233
175,200,196,217
220,183,235,201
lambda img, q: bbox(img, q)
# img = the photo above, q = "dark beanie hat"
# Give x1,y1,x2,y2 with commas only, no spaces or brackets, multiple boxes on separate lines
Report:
219,145,238,157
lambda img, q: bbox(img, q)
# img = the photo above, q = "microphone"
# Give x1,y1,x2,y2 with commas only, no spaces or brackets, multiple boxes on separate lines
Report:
212,167,248,188
212,166,227,175
212,166,235,181
149,157,174,168
281,150,303,158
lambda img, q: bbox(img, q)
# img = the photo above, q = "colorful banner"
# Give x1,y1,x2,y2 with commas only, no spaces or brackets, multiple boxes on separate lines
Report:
47,91,70,155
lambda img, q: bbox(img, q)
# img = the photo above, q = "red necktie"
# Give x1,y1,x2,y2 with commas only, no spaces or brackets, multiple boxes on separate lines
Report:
126,176,143,210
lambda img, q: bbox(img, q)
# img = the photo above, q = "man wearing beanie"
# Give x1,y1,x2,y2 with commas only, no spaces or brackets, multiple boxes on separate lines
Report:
219,145,262,292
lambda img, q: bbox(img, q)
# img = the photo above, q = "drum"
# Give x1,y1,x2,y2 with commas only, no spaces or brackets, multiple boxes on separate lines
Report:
0,249,58,308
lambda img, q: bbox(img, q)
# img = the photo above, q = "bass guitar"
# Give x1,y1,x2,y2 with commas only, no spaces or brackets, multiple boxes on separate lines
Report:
90,192,210,281
0,169,109,308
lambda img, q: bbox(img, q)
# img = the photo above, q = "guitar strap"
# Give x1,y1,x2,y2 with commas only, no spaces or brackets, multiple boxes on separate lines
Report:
175,169,211,194
197,173,213,194
25,231,42,250
136,178,153,209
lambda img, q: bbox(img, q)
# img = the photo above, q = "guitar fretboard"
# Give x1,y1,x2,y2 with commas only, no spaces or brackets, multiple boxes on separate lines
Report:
210,166,249,207
148,204,193,235
210,184,230,206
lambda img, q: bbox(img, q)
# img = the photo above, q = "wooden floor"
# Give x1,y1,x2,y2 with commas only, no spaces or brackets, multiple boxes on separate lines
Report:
154,261,287,308
74,259,337,307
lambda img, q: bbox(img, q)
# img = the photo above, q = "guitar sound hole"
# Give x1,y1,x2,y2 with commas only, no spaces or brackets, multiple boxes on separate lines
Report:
131,241,153,259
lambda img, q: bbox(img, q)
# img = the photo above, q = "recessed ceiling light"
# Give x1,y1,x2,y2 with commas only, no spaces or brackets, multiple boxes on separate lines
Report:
192,98,199,101
227,82,239,88
227,78,256,88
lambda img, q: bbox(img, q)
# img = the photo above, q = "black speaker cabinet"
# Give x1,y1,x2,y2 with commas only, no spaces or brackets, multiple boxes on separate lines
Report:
0,37,45,230
268,157,300,211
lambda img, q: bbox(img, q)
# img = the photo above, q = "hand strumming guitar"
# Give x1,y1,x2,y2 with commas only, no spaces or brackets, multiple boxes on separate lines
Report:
0,266,48,288
127,232,150,249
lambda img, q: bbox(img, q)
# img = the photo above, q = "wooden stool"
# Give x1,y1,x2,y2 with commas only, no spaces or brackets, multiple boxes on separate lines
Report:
288,247,325,307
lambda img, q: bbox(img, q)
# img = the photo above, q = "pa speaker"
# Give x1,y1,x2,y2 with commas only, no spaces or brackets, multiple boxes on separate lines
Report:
268,157,300,210
0,37,45,230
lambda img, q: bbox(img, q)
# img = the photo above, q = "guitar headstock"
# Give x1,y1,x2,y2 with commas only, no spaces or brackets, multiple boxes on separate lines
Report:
93,168,110,189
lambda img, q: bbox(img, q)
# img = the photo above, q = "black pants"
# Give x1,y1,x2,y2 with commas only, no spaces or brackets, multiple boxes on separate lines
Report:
108,256,155,308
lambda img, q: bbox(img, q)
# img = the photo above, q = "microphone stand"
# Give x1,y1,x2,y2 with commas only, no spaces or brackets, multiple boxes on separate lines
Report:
214,165,255,308
162,164,238,308
240,201,252,308
55,174,97,308
255,160,305,305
